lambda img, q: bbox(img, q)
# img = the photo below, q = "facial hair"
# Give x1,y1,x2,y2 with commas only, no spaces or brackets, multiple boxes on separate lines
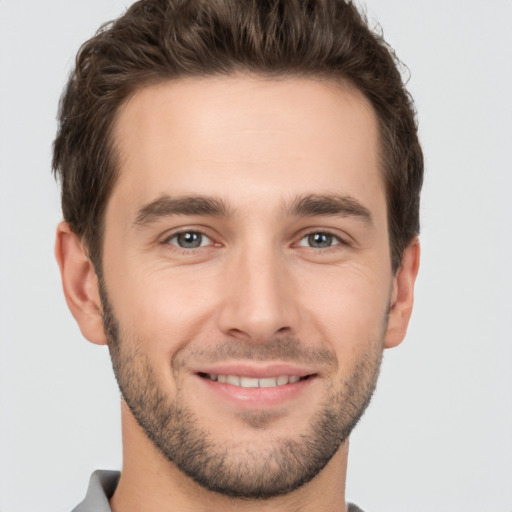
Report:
100,282,385,499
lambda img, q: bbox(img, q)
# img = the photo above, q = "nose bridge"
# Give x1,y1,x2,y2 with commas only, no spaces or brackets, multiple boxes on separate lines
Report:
217,237,298,341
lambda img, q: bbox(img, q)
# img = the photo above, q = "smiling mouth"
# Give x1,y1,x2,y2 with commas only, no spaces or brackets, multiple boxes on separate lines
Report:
197,373,314,388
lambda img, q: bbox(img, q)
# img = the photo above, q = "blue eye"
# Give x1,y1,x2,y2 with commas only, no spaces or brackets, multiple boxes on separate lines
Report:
298,232,340,249
168,231,211,249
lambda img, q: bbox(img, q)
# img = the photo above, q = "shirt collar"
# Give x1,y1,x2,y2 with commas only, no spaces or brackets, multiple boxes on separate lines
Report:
72,470,120,512
72,469,365,512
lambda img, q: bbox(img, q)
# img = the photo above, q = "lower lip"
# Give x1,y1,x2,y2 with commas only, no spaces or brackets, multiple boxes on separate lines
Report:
196,375,315,408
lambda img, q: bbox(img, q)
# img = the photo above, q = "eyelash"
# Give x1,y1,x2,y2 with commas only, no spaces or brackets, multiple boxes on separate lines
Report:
296,230,346,250
164,230,215,250
163,228,347,252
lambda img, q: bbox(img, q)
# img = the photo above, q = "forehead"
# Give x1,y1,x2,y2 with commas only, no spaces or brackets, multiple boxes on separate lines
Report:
110,75,384,222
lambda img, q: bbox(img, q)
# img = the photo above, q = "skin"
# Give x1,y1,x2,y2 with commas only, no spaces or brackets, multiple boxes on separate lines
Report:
55,75,420,512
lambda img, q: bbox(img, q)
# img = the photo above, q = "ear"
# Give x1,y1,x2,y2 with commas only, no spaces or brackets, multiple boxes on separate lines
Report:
384,238,420,349
54,221,107,345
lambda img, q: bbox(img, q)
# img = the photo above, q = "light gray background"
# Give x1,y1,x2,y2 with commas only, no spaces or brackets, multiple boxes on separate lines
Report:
1,1,511,511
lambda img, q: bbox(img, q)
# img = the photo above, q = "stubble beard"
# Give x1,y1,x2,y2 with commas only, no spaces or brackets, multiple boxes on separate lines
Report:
100,285,385,499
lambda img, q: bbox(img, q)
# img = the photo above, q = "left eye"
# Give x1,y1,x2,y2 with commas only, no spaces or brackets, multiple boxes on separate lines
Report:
298,232,341,249
167,231,212,249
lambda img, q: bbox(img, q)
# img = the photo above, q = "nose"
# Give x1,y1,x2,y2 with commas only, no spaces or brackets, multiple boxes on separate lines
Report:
217,244,300,343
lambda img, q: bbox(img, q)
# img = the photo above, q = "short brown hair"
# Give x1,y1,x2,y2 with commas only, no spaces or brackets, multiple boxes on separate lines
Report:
53,0,423,272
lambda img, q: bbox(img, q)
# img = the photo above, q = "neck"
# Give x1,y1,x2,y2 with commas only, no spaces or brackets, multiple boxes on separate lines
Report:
110,401,349,512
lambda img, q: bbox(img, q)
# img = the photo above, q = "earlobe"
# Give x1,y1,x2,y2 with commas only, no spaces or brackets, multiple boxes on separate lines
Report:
384,238,420,349
54,222,108,345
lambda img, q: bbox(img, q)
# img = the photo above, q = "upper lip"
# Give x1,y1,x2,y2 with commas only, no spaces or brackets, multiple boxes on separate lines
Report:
192,363,317,379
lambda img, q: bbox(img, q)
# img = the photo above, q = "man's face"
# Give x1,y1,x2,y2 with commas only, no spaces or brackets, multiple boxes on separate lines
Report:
101,75,394,497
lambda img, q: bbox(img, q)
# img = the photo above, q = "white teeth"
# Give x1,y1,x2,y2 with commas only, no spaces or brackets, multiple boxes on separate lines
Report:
277,375,289,385
207,374,303,387
259,377,278,388
226,375,241,386
240,377,259,388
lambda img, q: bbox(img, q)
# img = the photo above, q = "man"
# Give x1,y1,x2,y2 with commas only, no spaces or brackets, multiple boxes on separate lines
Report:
53,0,422,510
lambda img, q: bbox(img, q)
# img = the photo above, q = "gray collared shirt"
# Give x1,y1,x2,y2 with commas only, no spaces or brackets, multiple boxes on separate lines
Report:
72,470,119,512
71,469,365,511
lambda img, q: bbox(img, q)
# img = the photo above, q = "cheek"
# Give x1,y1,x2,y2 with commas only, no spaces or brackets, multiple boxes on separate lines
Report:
299,264,391,352
107,261,223,355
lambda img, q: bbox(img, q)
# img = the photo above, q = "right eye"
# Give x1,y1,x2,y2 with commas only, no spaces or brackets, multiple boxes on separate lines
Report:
166,231,212,249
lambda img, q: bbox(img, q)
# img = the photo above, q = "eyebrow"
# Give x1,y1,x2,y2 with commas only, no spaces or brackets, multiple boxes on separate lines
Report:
133,193,373,227
286,194,373,225
134,195,232,226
